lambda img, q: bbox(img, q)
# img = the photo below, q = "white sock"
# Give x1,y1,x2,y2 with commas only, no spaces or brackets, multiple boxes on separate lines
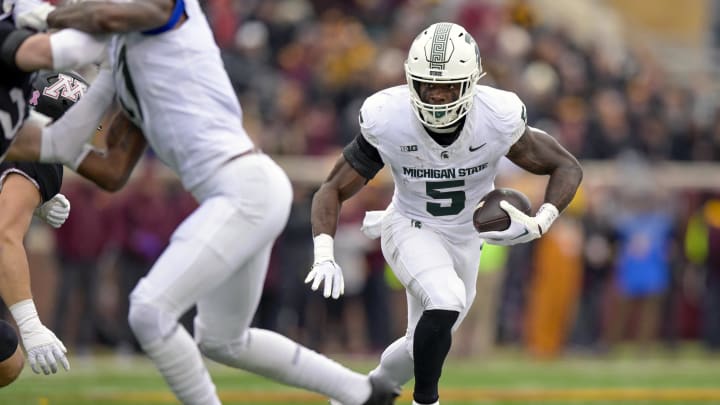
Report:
142,327,220,405
199,328,371,405
369,337,415,387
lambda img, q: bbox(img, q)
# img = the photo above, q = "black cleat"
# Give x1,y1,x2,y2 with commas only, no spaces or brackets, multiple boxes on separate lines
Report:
363,374,401,405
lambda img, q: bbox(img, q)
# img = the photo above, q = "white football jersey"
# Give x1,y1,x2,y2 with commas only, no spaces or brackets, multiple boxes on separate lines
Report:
360,85,526,242
107,0,253,191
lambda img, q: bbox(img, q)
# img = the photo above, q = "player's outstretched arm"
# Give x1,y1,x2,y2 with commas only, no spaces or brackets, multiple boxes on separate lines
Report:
3,27,108,73
306,155,368,299
0,0,106,72
47,0,175,34
76,111,148,192
8,109,148,192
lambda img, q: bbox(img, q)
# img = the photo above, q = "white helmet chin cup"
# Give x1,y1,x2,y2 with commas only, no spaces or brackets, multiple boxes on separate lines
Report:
405,22,484,128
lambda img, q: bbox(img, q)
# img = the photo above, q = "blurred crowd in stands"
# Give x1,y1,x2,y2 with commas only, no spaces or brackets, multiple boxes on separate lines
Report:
214,0,720,162
6,0,720,359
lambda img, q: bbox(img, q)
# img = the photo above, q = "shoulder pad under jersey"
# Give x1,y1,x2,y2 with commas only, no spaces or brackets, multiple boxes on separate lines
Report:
475,85,527,143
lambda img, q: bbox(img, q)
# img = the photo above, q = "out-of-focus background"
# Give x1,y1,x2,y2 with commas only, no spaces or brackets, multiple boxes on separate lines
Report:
5,0,720,403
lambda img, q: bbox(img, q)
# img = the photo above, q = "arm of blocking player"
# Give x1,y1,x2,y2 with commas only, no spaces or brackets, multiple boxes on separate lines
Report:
39,67,115,169
11,29,108,72
75,109,148,192
47,0,176,33
7,68,114,168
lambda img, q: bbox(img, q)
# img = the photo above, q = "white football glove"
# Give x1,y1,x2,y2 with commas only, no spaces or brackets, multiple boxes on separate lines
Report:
304,234,345,299
10,299,70,375
13,0,55,31
34,193,71,228
477,201,559,246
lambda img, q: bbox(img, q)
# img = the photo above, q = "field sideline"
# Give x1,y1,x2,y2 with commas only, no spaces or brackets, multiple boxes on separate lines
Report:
2,347,720,405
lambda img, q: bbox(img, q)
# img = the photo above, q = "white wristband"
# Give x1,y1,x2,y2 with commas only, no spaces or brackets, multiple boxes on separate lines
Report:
313,233,335,263
9,299,41,331
536,203,559,235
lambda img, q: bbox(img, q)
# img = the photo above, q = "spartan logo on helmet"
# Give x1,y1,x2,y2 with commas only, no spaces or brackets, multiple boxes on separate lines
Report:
404,22,486,129
428,22,453,74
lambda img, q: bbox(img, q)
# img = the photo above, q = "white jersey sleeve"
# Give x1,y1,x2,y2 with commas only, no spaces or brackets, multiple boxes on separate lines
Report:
477,87,527,145
358,91,389,149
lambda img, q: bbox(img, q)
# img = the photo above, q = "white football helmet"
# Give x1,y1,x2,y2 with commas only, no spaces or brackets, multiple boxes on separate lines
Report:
405,22,484,129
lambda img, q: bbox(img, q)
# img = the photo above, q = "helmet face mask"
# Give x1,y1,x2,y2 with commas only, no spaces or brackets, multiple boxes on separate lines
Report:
405,22,484,129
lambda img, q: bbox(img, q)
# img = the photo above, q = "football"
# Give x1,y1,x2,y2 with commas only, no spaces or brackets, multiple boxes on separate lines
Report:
473,188,532,233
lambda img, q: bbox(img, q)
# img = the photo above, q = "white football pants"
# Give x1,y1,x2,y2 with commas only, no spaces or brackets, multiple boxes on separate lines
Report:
128,154,374,405
128,153,291,403
372,207,483,387
131,153,292,336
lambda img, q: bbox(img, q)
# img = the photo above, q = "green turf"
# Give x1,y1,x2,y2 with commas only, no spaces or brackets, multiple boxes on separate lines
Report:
2,347,720,405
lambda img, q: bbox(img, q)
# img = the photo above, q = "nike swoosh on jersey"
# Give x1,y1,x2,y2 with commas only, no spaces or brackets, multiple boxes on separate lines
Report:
469,143,487,152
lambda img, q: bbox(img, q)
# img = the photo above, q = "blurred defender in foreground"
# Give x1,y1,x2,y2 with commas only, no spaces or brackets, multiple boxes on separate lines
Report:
307,22,582,405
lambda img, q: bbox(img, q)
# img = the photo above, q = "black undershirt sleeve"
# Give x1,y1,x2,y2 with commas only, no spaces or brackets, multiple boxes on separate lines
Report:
342,133,384,181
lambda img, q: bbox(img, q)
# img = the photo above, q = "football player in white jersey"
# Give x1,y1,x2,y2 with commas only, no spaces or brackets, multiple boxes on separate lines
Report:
25,1,401,404
307,22,583,405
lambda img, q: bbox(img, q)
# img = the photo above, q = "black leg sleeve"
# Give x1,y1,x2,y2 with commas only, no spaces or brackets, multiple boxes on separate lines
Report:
413,309,459,404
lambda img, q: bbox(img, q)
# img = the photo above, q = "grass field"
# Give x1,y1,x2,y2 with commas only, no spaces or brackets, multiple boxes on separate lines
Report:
2,347,720,405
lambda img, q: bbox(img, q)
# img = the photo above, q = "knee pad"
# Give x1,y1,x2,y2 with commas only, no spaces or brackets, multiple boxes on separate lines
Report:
195,319,249,363
0,320,22,388
128,301,178,345
0,320,18,362
414,270,467,312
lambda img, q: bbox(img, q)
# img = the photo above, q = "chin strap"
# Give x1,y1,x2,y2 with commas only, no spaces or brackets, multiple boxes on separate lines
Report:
427,123,459,134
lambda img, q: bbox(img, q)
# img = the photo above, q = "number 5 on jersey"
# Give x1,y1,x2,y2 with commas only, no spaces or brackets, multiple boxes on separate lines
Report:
426,180,465,216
